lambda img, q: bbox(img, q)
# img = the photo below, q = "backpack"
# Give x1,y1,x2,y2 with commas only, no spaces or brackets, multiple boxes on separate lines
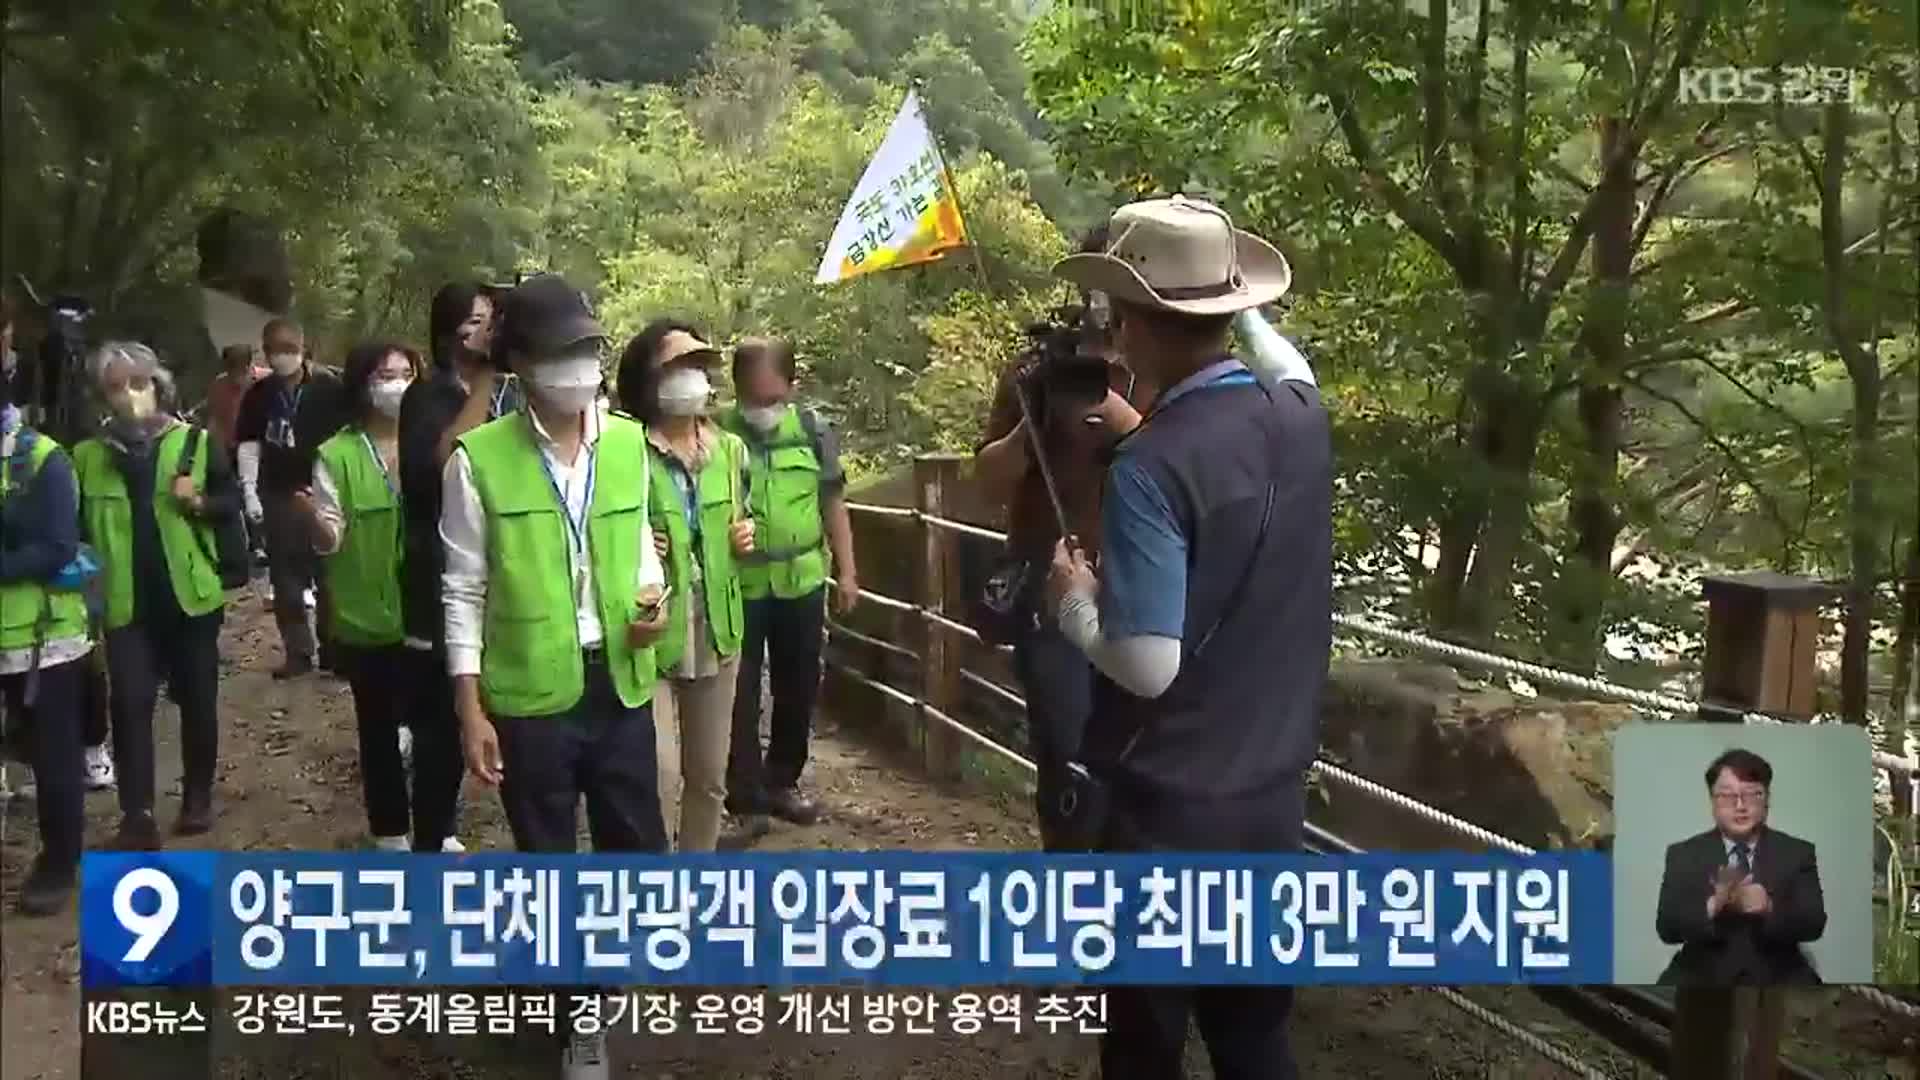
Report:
175,424,252,590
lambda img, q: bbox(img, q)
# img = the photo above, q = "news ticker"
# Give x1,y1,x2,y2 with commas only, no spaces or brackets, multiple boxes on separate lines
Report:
88,989,1110,1039
81,851,1612,988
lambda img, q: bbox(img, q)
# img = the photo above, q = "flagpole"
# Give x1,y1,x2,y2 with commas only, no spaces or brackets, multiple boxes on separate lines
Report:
910,78,994,294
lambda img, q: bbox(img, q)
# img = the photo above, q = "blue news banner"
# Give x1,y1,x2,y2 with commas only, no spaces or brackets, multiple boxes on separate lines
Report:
81,852,1610,989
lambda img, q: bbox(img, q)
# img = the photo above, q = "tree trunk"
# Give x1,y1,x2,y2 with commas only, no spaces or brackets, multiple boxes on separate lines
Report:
1550,115,1637,671
1888,532,1918,815
1457,385,1544,643
1429,400,1490,631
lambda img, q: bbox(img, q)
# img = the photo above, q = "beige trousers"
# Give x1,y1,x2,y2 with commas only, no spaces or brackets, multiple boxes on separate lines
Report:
654,655,740,852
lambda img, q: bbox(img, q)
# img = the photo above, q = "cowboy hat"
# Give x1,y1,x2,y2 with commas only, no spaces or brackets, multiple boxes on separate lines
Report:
1053,195,1291,317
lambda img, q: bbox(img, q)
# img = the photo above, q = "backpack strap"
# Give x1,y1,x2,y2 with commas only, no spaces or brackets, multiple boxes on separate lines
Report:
176,422,204,479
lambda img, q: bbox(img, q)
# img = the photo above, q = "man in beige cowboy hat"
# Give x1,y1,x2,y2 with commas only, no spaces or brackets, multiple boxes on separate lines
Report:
1043,195,1331,1080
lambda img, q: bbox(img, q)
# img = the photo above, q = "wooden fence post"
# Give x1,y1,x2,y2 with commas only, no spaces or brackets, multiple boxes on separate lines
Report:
1672,571,1833,1079
914,453,966,782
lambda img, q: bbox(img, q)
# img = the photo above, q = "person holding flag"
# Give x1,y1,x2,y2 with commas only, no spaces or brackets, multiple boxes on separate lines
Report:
718,337,857,843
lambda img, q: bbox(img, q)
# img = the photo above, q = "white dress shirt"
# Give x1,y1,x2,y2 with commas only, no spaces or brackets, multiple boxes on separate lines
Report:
308,431,399,558
439,405,662,679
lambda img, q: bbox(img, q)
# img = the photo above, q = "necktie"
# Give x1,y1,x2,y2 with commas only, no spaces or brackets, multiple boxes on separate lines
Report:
1731,842,1751,874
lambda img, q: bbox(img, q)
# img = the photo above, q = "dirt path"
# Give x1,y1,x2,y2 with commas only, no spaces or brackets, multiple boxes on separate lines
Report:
0,606,1899,1078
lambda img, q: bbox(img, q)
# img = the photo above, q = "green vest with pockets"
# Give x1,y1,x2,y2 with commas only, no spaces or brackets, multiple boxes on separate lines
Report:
719,404,827,600
316,430,405,647
73,425,224,632
0,432,90,652
647,428,747,672
459,413,656,716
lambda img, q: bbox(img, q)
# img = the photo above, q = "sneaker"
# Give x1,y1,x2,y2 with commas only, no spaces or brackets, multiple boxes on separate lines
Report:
561,1029,610,1080
396,726,414,771
1,767,34,801
16,858,77,916
372,835,410,853
441,837,466,853
112,813,164,851
766,787,820,826
272,655,316,681
84,744,116,790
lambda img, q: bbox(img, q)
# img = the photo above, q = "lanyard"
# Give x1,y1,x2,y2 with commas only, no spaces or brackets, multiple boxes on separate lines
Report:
360,431,398,498
533,422,596,568
278,381,305,419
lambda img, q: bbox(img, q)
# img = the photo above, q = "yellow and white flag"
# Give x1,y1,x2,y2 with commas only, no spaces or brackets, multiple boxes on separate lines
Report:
815,91,969,285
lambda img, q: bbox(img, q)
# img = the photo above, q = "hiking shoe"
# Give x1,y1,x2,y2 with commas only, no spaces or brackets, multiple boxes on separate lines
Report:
16,859,77,916
84,744,116,790
440,836,466,853
272,655,315,681
113,813,164,851
174,792,214,836
372,835,410,853
767,787,820,826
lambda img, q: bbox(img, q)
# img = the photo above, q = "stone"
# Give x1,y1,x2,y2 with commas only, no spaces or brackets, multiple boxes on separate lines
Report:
1314,659,1626,853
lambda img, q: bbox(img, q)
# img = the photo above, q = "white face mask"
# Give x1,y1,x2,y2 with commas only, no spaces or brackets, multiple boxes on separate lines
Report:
657,366,712,416
741,403,785,432
368,379,410,418
267,350,303,377
529,354,602,414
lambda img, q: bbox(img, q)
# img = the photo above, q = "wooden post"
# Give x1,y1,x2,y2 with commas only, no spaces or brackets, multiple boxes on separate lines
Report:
915,453,966,782
1672,572,1834,1079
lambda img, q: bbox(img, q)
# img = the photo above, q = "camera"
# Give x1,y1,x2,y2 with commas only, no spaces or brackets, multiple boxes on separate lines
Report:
1016,300,1116,432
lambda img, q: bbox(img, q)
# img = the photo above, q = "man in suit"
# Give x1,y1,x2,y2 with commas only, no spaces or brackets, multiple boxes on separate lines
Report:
1655,747,1826,985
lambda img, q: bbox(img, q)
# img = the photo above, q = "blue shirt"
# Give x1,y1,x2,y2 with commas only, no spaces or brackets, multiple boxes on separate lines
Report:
1098,359,1260,640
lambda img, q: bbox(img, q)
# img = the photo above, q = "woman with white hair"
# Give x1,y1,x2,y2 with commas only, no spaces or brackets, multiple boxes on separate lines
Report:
71,341,241,847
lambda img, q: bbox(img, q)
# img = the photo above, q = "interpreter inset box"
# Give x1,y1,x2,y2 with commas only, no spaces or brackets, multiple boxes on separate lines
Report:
1611,723,1873,986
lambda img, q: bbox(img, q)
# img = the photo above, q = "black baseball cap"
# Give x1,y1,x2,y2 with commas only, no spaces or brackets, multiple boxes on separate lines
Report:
496,273,605,358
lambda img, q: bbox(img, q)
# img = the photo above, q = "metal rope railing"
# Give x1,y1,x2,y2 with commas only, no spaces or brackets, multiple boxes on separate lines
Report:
820,646,1607,1076
836,499,1920,1020
842,500,1918,776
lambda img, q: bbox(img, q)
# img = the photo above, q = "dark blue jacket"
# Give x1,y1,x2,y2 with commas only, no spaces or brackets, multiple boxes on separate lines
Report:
0,430,82,587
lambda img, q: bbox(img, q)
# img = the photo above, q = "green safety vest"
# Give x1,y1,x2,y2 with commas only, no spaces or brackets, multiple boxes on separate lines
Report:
0,432,90,652
459,412,657,716
315,430,404,647
72,425,224,632
718,404,828,600
647,429,747,672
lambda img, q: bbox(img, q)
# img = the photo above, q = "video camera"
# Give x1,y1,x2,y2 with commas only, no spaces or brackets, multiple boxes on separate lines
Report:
1015,297,1117,433
14,276,95,443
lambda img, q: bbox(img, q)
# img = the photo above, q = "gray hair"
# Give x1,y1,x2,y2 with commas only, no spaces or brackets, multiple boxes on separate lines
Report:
88,340,177,403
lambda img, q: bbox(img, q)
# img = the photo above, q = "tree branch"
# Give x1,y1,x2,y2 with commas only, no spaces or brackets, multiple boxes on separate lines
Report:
1327,91,1470,276
1625,372,1800,551
1631,128,1747,254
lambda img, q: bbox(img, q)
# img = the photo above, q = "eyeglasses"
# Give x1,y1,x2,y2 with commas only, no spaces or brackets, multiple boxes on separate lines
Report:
1711,790,1768,807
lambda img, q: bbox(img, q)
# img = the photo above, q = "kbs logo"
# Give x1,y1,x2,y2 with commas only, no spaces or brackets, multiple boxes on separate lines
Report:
1677,67,1861,106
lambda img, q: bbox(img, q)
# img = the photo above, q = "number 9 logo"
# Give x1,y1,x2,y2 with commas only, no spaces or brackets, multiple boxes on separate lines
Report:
113,867,180,964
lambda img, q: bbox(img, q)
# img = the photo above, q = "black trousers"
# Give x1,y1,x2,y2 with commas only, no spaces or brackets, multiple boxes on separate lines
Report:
401,645,464,852
1099,779,1308,1080
340,644,414,839
105,611,223,817
492,655,667,854
1012,619,1094,851
1,657,88,871
726,586,825,813
81,653,109,748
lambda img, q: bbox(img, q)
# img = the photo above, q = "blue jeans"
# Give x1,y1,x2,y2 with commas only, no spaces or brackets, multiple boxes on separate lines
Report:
1012,619,1094,851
